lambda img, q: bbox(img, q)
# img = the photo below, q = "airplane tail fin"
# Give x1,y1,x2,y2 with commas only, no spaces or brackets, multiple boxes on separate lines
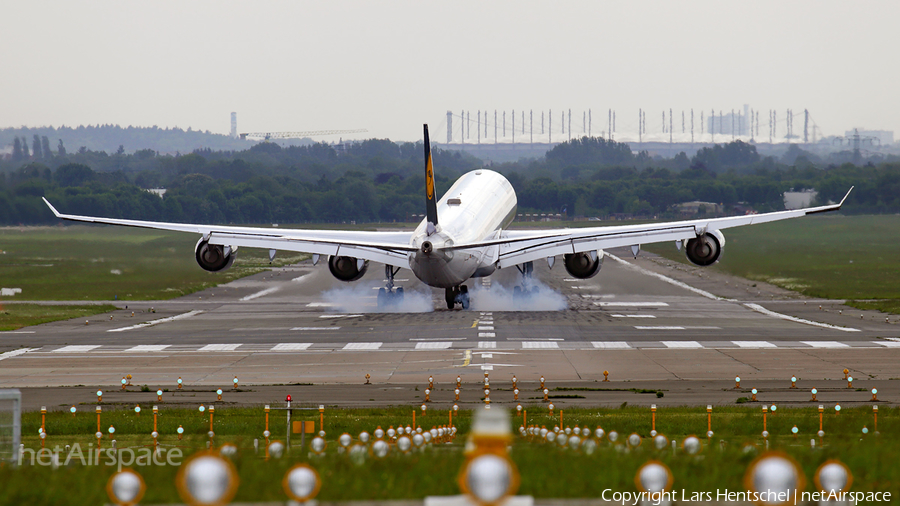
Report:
424,124,438,227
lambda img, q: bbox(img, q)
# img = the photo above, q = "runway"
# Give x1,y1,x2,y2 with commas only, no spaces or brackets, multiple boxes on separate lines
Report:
2,247,899,410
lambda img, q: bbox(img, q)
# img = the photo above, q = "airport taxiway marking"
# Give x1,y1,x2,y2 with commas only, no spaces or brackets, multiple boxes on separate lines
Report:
240,286,280,301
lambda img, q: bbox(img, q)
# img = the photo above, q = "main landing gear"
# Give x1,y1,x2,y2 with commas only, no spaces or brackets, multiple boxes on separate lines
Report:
512,261,538,302
377,265,404,308
445,285,469,310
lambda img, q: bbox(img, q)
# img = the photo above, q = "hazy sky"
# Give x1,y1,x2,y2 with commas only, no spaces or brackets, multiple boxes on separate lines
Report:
3,1,898,143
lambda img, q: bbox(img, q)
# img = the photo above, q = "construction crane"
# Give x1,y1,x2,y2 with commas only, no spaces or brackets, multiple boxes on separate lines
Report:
239,129,368,141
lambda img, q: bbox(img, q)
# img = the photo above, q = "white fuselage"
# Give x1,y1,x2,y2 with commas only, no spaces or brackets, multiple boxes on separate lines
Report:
408,169,517,288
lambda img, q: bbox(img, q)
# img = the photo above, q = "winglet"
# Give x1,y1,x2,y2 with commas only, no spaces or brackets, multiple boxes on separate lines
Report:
423,124,438,227
838,186,854,208
42,197,62,218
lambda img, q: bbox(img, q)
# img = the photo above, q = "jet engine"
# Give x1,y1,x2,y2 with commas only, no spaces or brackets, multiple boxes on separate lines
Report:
684,230,725,266
195,239,237,272
328,255,369,282
563,251,603,279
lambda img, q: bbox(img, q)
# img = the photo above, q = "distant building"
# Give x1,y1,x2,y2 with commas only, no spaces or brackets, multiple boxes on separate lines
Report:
783,190,817,210
673,201,723,216
146,188,166,198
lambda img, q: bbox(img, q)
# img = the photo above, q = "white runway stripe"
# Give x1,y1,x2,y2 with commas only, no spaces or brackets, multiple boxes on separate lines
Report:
801,341,850,348
596,302,670,307
522,341,559,349
733,341,777,348
124,345,170,352
240,286,280,301
0,348,38,361
662,341,703,348
107,310,204,333
290,327,341,331
478,332,496,338
592,342,632,349
198,344,241,352
744,303,860,332
415,342,453,350
612,314,656,318
342,342,382,350
270,343,313,351
478,341,497,349
635,326,686,330
53,345,100,353
478,326,495,331
874,341,900,348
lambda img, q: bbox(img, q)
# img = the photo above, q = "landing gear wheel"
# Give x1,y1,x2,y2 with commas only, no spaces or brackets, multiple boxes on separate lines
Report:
445,287,456,310
459,285,470,310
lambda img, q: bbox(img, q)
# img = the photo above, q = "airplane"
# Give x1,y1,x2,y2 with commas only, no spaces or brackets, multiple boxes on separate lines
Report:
42,125,853,310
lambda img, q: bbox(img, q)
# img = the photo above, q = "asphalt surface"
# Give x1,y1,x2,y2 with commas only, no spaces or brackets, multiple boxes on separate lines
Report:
3,247,899,411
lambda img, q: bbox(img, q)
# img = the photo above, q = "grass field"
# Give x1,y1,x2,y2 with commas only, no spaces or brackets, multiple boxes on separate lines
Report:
3,405,897,503
644,214,900,311
0,303,119,331
0,225,307,301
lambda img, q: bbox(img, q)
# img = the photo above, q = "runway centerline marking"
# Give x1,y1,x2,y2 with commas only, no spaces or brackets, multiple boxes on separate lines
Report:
612,314,656,318
800,341,850,348
874,341,900,348
124,345,170,353
319,314,362,319
478,342,497,349
661,341,703,348
591,342,632,349
478,332,496,338
198,344,242,352
415,342,453,350
107,310,204,333
635,326,686,330
478,326,495,331
410,338,466,341
270,343,313,351
52,345,101,353
240,286,280,301
342,342,382,350
291,327,341,331
733,341,777,348
522,341,559,349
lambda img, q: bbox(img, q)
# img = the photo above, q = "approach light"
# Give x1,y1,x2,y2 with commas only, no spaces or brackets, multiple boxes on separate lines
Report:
744,451,805,506
372,439,390,458
106,469,146,506
311,436,326,455
175,451,239,506
627,433,642,448
595,427,605,440
283,464,321,502
608,431,619,443
682,436,701,455
460,454,519,506
654,434,669,450
814,460,852,495
268,441,285,458
397,436,412,453
339,433,352,448
359,431,370,443
635,461,674,494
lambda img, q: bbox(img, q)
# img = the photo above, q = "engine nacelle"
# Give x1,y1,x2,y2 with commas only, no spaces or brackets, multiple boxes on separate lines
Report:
195,239,237,272
328,255,369,282
684,230,725,266
564,251,603,279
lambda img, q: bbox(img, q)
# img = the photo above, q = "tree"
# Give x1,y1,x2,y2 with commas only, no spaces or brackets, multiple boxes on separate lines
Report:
12,137,23,162
41,136,52,158
57,139,67,156
21,136,30,158
32,134,43,159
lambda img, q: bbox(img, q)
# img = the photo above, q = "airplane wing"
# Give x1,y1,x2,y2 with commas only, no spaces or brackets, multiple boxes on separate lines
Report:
447,188,853,269
41,198,415,268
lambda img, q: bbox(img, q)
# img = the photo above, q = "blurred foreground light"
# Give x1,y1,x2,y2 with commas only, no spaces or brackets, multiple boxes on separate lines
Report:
744,451,805,506
283,463,321,502
546,431,556,443
175,451,239,506
582,438,597,455
359,431,370,443
106,469,146,506
814,460,852,495
219,444,237,457
654,434,669,450
413,433,425,448
608,431,619,443
635,460,673,493
339,433,352,448
397,435,412,453
627,433,642,448
459,454,519,506
568,435,581,450
595,427,605,440
372,439,390,458
682,436,701,455
268,441,285,459
311,436,326,455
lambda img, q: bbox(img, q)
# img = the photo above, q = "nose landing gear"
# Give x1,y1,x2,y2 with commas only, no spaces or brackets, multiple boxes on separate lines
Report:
377,265,405,309
445,285,469,310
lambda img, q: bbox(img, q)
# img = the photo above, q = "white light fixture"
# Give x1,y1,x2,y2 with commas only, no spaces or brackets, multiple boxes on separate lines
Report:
744,451,805,506
635,460,673,493
106,469,146,506
460,454,519,506
175,452,239,506
814,460,852,495
283,464,321,502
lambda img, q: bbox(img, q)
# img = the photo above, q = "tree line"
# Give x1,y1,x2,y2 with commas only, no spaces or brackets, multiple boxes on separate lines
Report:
1,136,898,226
